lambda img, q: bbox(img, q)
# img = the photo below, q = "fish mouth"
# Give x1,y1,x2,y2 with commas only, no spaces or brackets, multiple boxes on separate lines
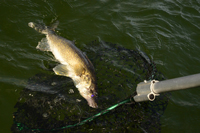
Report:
87,97,98,108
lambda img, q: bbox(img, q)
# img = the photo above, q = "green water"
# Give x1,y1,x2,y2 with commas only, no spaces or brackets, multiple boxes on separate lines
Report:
0,0,200,132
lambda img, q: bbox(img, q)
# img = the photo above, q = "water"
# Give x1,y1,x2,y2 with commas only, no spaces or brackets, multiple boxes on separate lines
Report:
0,0,200,132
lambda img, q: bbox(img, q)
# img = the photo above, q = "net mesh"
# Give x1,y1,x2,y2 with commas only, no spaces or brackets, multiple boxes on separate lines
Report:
12,40,169,132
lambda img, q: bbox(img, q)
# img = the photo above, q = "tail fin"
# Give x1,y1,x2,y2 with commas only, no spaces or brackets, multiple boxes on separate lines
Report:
28,21,59,34
28,22,48,34
49,21,59,31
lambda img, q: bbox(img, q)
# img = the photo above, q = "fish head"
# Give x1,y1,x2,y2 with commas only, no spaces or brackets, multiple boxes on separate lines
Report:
78,73,98,108
82,88,98,108
81,80,98,108
87,83,98,108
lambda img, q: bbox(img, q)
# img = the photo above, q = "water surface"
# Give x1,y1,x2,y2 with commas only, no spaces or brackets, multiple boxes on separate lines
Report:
0,0,200,132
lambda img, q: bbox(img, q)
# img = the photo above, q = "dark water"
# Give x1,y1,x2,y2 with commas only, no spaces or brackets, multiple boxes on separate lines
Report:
0,0,200,132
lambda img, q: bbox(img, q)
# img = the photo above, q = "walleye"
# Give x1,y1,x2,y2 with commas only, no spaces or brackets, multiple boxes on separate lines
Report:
28,21,98,108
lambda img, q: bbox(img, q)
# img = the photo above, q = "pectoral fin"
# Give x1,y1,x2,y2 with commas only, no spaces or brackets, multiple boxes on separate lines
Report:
36,38,51,51
53,64,71,77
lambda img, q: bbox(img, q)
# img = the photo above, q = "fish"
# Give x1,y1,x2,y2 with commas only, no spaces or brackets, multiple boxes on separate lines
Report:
28,21,98,108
